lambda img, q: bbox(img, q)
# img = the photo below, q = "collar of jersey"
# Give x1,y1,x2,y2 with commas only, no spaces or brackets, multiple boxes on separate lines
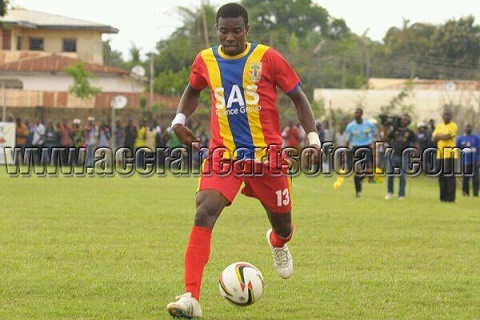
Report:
217,42,252,60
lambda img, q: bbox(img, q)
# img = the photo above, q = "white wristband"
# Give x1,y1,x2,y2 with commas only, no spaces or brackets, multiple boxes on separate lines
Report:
171,113,186,128
307,132,321,147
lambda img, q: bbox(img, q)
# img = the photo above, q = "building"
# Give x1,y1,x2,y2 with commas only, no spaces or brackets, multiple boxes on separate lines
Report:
314,78,480,124
0,8,117,64
0,9,179,123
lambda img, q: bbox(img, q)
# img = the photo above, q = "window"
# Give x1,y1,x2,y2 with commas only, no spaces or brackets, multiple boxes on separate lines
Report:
62,38,76,52
29,38,44,51
17,36,22,50
1,30,12,50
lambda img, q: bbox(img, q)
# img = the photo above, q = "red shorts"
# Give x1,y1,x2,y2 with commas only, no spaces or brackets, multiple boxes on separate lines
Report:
197,158,292,213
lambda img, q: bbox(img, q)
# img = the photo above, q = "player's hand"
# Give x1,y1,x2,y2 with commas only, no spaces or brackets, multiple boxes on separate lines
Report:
172,124,199,146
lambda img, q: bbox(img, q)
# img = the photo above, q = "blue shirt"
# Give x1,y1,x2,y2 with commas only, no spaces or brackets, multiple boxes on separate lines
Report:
457,134,480,165
346,120,377,147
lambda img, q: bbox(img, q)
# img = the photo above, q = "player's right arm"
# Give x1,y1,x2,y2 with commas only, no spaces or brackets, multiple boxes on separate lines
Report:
171,52,209,145
172,85,202,145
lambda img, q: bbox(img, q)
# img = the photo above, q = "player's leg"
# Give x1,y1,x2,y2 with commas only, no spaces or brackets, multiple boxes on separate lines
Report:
167,157,242,319
264,207,294,279
167,190,229,319
185,190,229,298
242,170,294,279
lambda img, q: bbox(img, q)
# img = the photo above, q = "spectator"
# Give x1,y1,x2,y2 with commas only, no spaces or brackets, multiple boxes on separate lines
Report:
124,118,137,152
135,120,147,168
384,115,417,200
334,121,348,170
145,121,157,159
58,120,73,165
84,117,97,167
15,117,29,164
457,124,480,197
72,119,84,149
432,109,458,202
98,120,111,148
32,118,45,165
114,119,124,150
43,120,56,165
345,108,377,197
25,119,33,147
281,120,302,150
97,120,111,165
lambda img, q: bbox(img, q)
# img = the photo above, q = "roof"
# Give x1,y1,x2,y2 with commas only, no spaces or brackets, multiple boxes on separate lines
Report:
0,9,118,33
0,53,129,75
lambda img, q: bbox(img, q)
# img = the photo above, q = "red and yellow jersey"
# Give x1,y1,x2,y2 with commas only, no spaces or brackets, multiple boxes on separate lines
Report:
189,42,301,161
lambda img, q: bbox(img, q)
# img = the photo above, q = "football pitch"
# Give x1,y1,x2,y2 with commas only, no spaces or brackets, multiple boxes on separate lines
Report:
1,172,479,319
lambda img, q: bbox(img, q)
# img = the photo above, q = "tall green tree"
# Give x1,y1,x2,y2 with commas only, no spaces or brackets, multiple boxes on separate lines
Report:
103,40,126,69
0,0,7,16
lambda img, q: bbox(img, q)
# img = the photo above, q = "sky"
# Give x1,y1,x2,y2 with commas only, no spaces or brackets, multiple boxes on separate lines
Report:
8,0,480,60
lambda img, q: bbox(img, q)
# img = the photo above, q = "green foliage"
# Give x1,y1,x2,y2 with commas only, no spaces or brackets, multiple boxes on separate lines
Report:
139,95,147,109
154,68,190,96
102,40,127,69
150,1,480,105
64,62,101,99
0,0,7,17
375,17,480,79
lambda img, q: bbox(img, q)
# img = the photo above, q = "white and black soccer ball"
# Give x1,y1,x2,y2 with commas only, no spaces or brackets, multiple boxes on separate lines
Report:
218,262,265,306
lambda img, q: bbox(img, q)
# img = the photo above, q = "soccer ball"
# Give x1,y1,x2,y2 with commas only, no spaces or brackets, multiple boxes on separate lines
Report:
218,262,265,306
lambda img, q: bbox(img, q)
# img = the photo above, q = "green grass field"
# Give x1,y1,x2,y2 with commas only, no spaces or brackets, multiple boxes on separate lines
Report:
1,171,479,319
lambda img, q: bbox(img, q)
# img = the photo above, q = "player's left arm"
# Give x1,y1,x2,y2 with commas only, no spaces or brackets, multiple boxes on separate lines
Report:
288,87,319,148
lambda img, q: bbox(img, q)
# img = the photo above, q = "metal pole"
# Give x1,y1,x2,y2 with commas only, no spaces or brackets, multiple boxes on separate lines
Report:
111,105,116,151
2,80,6,122
201,0,210,48
149,57,154,109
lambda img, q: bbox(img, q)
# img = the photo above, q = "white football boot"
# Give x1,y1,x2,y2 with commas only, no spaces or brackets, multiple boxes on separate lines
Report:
266,228,293,279
166,292,202,319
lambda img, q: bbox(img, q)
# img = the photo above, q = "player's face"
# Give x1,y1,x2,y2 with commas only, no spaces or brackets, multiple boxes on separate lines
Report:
217,16,249,56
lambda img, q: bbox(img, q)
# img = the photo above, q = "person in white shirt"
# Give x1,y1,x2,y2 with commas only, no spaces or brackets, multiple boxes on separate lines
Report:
32,118,45,147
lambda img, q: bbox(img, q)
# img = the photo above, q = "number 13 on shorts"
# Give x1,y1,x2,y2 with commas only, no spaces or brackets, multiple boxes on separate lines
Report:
275,188,290,207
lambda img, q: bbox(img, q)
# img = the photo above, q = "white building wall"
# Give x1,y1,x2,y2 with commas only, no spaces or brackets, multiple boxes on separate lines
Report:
0,74,145,93
314,88,480,122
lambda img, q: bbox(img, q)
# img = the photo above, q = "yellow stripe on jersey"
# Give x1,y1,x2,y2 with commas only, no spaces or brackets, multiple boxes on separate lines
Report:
242,44,270,161
201,48,235,158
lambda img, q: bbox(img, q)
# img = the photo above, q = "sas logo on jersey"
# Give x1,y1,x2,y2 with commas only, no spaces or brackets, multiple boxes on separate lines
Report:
214,84,262,116
248,62,262,83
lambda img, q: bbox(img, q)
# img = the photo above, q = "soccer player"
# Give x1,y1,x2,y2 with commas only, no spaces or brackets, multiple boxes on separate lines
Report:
345,108,377,198
166,3,319,319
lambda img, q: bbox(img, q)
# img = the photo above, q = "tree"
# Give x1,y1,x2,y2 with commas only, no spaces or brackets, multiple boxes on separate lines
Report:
0,0,8,17
103,40,126,69
1,0,8,30
64,62,101,100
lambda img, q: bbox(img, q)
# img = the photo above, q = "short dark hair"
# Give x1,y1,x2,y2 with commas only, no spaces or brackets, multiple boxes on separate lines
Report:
216,3,248,25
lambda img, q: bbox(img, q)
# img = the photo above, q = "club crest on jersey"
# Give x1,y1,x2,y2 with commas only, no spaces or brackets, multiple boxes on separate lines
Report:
248,62,262,83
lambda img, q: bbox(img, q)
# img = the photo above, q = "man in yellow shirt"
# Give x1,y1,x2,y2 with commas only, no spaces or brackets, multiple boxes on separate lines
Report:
432,109,458,202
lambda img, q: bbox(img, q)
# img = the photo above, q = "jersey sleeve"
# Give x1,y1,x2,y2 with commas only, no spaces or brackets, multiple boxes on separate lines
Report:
189,53,209,91
267,48,301,95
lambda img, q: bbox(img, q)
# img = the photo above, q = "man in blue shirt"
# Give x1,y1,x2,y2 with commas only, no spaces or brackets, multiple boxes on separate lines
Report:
457,124,480,197
346,108,377,197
